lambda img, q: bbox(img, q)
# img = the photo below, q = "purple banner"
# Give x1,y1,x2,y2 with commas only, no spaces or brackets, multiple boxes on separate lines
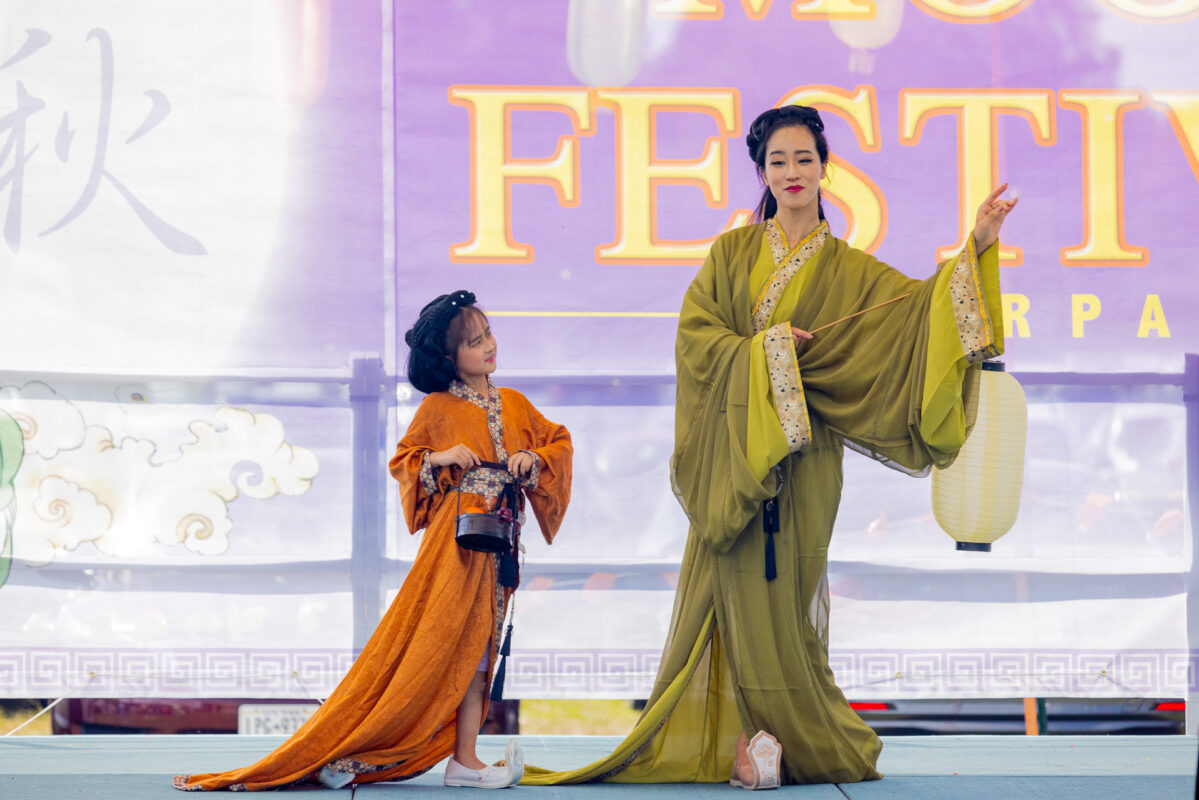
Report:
397,0,1199,375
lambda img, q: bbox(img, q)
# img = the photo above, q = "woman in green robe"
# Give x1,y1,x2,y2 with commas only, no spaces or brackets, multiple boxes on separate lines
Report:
525,105,1017,788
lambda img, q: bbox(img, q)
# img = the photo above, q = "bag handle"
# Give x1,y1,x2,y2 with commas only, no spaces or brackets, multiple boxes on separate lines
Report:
470,460,510,473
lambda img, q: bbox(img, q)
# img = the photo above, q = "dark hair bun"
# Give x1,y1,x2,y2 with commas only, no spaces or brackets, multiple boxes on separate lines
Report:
746,105,825,158
404,290,478,394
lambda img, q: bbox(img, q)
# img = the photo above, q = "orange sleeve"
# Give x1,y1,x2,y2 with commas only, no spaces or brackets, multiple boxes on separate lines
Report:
504,390,573,544
389,395,458,534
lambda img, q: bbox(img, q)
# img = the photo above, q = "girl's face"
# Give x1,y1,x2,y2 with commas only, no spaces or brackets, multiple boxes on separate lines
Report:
452,311,497,384
762,124,826,220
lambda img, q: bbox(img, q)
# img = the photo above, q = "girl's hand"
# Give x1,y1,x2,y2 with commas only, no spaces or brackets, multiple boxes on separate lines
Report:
791,327,813,351
972,183,1019,254
428,444,480,469
507,450,539,480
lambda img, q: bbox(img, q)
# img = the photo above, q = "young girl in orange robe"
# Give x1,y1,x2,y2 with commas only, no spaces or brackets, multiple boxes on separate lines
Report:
174,291,572,791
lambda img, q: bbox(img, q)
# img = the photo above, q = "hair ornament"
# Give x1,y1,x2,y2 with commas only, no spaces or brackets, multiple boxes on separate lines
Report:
746,105,826,158
406,290,476,348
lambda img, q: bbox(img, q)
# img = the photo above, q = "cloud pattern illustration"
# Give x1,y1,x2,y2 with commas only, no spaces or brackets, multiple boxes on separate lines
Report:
0,382,318,565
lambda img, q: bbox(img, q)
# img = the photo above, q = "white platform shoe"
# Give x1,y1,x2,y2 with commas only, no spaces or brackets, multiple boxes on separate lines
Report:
729,731,781,790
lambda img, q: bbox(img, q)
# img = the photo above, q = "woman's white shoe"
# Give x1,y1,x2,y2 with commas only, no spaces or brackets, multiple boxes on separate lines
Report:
729,731,781,790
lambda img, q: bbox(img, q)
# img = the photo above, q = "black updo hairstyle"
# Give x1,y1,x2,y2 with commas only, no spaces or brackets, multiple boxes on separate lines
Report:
745,105,830,225
404,290,486,394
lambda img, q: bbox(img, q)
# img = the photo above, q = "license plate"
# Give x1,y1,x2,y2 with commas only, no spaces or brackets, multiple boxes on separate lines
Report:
237,704,319,735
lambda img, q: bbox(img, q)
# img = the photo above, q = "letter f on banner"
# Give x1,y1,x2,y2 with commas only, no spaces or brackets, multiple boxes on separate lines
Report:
448,87,594,263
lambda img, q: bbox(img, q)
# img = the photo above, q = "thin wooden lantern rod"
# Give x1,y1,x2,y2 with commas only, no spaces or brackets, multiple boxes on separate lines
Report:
807,292,913,336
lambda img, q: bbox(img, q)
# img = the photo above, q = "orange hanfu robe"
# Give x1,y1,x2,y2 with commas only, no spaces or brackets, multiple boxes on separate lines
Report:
174,379,571,791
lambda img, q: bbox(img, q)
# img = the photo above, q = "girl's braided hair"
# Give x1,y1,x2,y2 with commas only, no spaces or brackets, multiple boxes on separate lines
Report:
404,289,479,394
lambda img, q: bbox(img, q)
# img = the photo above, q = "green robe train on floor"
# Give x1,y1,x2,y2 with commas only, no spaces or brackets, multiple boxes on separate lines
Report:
524,218,1004,786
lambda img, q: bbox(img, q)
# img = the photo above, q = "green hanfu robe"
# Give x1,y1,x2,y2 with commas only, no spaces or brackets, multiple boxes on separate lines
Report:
524,218,1003,786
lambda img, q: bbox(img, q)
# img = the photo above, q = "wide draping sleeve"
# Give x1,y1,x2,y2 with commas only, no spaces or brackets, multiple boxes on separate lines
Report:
794,236,1004,472
918,235,1004,452
501,389,573,544
671,226,777,554
390,394,461,535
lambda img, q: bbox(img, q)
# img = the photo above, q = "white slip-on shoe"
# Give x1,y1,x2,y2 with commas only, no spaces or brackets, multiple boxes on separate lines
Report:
444,757,513,789
503,739,525,787
317,765,355,789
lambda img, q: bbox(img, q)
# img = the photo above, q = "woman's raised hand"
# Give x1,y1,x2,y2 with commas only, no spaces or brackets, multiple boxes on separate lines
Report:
428,444,481,469
972,183,1019,254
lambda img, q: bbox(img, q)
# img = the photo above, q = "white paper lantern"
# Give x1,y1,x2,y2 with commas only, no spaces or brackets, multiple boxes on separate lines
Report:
932,361,1027,552
567,0,645,87
828,0,905,74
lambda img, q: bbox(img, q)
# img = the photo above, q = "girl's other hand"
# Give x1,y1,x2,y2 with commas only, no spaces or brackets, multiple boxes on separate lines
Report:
428,444,481,469
507,451,538,479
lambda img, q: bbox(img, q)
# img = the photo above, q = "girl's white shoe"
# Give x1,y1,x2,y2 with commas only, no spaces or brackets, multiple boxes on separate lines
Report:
503,738,525,787
444,754,517,789
316,765,355,789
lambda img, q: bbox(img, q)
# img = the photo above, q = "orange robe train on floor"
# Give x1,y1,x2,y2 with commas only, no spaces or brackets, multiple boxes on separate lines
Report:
174,384,571,791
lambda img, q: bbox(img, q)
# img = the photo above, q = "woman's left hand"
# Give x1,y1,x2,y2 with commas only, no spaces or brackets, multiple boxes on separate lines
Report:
791,327,813,351
507,450,539,480
971,183,1019,253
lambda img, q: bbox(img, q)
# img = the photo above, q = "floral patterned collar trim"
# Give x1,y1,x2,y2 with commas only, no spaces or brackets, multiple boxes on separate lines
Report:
449,378,499,412
752,219,829,334
450,378,509,466
767,217,828,267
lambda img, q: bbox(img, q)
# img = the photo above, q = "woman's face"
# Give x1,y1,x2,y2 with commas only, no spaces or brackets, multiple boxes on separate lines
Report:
762,124,826,219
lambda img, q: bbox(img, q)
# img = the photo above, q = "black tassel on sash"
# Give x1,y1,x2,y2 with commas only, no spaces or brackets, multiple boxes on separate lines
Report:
498,549,518,588
763,497,779,581
490,622,514,702
491,476,522,701
497,480,520,588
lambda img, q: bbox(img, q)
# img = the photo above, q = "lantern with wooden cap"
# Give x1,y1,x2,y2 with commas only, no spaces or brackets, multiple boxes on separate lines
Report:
931,360,1027,551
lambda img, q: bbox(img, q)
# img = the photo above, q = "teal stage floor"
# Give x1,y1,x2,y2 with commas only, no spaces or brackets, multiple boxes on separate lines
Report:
0,734,1194,799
